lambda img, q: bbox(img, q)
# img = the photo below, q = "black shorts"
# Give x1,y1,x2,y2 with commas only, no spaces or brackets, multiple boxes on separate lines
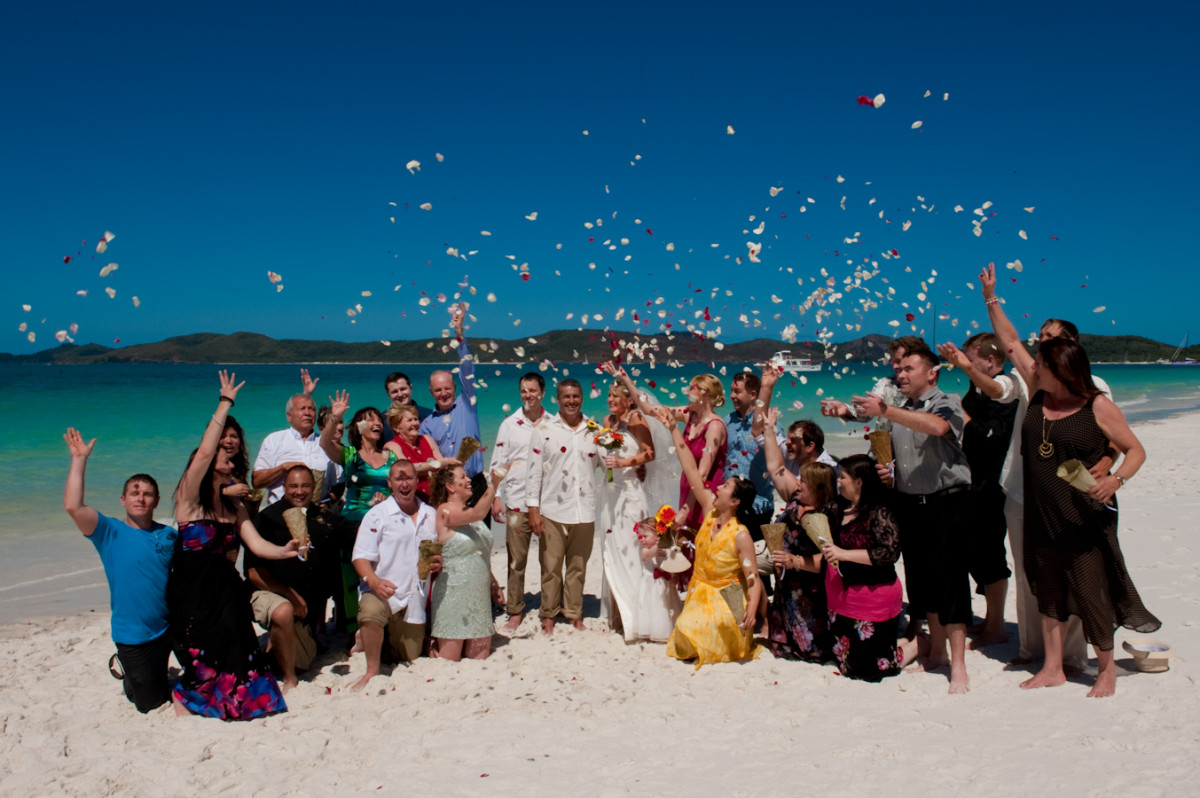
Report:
115,633,172,713
894,488,972,627
965,481,1012,590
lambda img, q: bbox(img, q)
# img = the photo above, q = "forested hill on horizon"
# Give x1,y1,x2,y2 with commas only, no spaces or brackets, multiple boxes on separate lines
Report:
1,330,1195,366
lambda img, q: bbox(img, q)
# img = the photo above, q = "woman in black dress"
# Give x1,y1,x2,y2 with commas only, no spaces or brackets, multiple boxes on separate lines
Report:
171,371,299,719
983,269,1160,697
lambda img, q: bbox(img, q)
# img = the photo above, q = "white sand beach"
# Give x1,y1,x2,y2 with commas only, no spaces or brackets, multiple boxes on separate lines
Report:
2,412,1197,797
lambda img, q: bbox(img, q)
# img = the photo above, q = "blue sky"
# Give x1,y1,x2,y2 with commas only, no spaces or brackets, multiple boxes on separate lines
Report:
5,1,1198,355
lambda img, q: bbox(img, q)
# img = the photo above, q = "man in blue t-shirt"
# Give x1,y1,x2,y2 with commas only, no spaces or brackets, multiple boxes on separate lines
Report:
64,428,178,713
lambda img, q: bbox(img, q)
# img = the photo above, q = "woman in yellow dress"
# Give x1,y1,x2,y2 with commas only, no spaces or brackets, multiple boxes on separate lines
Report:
650,407,763,668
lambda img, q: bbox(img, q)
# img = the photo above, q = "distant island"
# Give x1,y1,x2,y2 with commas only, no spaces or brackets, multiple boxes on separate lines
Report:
1,330,1194,366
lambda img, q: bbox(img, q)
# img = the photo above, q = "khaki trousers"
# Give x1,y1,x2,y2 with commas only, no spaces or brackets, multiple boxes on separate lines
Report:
505,510,534,615
1006,495,1087,669
538,518,595,620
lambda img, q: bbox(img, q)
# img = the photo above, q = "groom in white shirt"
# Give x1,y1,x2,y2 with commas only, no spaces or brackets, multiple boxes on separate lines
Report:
526,379,600,635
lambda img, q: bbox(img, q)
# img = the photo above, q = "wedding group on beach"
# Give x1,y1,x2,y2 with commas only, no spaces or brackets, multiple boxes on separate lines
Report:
65,265,1161,721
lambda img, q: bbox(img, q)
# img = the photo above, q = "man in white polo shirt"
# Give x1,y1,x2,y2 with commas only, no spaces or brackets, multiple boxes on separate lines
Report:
349,459,439,691
527,379,600,635
253,391,336,503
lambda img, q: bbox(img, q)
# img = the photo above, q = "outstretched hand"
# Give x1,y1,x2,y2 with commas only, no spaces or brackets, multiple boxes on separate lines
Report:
980,262,997,298
601,361,628,380
759,365,781,393
648,405,675,429
64,427,96,459
937,342,970,371
330,389,350,420
300,368,320,396
218,370,245,401
451,302,468,338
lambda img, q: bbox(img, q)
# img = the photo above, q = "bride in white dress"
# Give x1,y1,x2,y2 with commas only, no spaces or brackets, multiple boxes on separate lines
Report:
597,373,683,643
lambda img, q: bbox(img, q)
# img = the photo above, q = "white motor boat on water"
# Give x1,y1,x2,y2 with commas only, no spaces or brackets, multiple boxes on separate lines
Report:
769,350,822,373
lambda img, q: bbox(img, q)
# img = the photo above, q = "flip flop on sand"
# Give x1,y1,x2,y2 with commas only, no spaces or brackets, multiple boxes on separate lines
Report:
108,652,124,680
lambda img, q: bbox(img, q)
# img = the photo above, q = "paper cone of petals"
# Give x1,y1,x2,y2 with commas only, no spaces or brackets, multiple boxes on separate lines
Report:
418,540,443,579
760,523,787,554
456,437,481,463
1056,459,1097,491
282,507,310,561
800,513,836,568
869,430,893,464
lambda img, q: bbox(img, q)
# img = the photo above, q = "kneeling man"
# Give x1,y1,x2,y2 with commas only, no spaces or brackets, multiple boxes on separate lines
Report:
247,464,338,691
63,428,177,713
350,460,440,690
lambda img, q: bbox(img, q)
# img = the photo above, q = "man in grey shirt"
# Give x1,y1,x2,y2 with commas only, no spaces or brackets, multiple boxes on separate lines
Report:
853,345,973,695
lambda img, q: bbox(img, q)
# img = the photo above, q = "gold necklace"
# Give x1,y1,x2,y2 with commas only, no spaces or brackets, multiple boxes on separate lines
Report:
1039,414,1055,459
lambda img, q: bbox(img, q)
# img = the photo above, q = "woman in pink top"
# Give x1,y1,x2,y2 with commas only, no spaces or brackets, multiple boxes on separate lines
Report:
820,454,924,681
606,368,726,529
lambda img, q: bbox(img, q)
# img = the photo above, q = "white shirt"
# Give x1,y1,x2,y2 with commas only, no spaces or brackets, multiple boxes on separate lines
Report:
526,414,599,524
997,372,1112,503
253,427,336,503
351,498,437,622
490,408,554,512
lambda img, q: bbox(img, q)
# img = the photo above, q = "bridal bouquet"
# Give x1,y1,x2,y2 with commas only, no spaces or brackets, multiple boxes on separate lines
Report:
593,427,625,482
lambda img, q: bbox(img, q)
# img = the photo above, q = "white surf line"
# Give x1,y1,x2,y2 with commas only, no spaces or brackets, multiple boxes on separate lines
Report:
0,567,104,593
0,582,107,605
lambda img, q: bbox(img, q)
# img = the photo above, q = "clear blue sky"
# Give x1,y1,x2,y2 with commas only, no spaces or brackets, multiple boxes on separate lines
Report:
5,1,1198,354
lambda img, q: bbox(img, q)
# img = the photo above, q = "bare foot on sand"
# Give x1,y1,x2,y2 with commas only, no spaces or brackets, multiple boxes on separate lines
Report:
1087,672,1116,698
281,677,299,695
1087,662,1117,697
969,630,1010,650
542,618,555,635
172,696,190,717
350,673,376,692
907,655,948,674
1019,668,1067,690
503,614,523,632
570,619,586,631
948,663,970,694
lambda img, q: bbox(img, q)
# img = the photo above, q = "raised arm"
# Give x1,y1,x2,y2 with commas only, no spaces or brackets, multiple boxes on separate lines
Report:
437,477,499,534
602,362,687,422
180,371,244,504
63,428,100,536
692,418,725,488
320,389,351,463
852,393,951,437
937,342,1006,400
648,406,714,514
452,304,478,406
756,368,800,499
980,262,1034,385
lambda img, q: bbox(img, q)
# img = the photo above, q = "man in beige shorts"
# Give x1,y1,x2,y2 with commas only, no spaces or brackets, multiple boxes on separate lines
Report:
350,460,441,691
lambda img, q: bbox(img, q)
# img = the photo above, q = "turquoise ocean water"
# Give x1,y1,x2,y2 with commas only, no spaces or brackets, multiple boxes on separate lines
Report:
2,359,1197,627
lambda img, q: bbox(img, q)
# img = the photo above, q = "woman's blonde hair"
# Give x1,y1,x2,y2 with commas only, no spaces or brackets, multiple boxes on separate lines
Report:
386,404,420,431
690,374,726,409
